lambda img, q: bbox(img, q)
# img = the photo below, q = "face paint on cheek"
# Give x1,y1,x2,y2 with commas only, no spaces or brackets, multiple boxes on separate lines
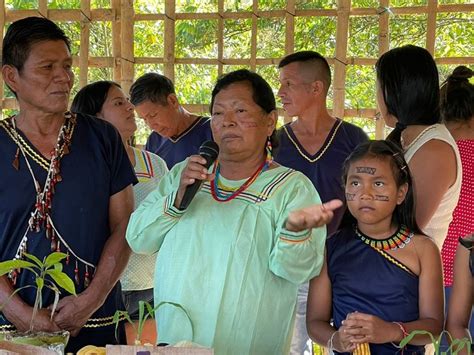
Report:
240,121,259,128
375,195,389,201
345,193,355,201
356,167,376,175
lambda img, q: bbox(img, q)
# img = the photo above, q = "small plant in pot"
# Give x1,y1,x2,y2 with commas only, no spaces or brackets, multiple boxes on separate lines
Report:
0,251,76,354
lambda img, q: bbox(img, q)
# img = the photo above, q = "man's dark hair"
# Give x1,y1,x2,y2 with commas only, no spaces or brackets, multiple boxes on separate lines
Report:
2,16,71,71
129,73,175,106
71,80,121,116
278,51,331,90
376,45,440,146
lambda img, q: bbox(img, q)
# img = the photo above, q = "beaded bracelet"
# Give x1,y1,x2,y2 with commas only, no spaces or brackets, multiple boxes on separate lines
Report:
391,321,409,348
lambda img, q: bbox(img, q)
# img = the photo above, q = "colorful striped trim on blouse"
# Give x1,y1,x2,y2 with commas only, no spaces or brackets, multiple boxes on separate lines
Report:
280,229,311,244
164,192,186,219
135,150,155,182
201,169,296,204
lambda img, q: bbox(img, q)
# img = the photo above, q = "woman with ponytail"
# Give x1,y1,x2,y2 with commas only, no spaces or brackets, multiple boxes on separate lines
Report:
375,45,462,250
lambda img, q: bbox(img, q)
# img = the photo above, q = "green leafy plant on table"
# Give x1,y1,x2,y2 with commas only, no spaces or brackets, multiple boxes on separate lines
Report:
0,252,76,353
113,300,194,346
400,330,472,355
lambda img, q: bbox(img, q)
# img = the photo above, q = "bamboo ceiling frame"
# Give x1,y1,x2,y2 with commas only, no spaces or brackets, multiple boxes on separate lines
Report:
0,0,472,138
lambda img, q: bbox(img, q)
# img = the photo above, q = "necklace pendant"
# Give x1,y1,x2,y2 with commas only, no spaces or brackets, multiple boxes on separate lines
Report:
12,148,20,170
74,261,80,285
56,174,62,182
84,266,90,288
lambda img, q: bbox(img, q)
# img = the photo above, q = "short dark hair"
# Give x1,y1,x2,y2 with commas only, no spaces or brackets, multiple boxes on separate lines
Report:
376,45,440,146
2,17,71,71
278,51,331,90
129,73,175,106
71,81,121,116
210,69,278,149
440,66,474,123
341,140,421,234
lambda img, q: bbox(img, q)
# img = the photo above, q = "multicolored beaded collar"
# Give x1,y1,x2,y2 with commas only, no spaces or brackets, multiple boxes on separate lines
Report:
355,224,413,251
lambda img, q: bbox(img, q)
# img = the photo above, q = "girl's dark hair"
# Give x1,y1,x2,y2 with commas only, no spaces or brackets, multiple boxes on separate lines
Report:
375,45,440,147
440,66,474,123
71,81,121,116
210,69,279,149
340,140,422,234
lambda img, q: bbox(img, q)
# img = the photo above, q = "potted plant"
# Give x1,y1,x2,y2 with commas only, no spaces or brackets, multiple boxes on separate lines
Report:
0,252,76,354
106,301,213,354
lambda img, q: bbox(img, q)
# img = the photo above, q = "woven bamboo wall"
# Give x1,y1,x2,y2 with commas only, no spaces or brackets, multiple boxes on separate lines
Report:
0,0,473,138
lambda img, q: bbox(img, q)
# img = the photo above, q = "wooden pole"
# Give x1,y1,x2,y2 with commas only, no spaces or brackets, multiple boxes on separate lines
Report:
375,0,390,139
79,0,91,89
426,0,438,55
250,0,258,71
333,0,350,120
217,0,224,77
120,0,134,94
111,0,122,82
164,0,176,80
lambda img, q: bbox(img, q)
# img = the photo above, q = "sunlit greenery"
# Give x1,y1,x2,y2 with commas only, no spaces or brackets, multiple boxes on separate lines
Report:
2,0,473,143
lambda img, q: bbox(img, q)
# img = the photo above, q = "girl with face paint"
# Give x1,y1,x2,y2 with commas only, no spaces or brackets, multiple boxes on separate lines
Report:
307,140,444,355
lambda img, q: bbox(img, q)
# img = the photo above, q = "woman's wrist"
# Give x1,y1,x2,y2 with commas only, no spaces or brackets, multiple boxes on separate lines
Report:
392,321,409,342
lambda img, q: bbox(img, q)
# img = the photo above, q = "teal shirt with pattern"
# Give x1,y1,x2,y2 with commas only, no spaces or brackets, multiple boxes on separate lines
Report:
126,161,326,354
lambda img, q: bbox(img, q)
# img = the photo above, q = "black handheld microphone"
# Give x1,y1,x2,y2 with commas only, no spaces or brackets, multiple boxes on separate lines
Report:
178,140,219,210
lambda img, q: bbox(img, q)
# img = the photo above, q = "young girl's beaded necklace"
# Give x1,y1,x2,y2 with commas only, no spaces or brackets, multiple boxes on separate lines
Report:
8,112,95,287
355,224,413,251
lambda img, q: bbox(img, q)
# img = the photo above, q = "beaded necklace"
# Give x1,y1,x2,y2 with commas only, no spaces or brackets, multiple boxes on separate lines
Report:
355,224,413,251
8,113,95,287
211,160,269,202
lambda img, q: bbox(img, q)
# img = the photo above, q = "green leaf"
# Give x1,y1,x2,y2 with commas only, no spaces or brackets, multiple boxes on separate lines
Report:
153,301,194,341
46,269,76,296
0,260,37,276
44,252,68,268
113,310,134,342
22,253,43,267
54,263,63,272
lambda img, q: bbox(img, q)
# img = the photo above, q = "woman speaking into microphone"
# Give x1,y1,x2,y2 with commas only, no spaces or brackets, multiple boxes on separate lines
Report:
126,69,341,354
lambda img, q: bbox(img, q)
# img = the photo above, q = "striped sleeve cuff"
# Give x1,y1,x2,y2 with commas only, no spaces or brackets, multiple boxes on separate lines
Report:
164,191,187,219
279,228,311,244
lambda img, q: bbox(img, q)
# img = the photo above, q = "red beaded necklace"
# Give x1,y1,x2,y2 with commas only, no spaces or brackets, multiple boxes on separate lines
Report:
210,160,268,202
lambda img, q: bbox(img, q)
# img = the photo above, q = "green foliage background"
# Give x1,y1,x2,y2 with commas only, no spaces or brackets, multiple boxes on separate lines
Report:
3,0,473,142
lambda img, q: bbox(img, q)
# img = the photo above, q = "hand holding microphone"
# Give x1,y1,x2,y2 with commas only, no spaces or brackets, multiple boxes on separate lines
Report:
175,141,219,210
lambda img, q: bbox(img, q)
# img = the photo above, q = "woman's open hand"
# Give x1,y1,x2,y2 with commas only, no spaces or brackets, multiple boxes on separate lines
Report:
285,199,343,232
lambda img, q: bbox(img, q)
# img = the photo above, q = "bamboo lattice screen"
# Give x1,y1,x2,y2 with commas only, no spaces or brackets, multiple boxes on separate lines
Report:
0,0,473,138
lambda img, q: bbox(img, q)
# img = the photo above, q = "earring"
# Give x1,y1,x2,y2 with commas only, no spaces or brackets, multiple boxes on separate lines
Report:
266,137,273,166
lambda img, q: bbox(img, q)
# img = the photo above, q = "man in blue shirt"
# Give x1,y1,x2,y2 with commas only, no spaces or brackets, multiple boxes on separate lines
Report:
274,51,369,355
130,73,212,169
